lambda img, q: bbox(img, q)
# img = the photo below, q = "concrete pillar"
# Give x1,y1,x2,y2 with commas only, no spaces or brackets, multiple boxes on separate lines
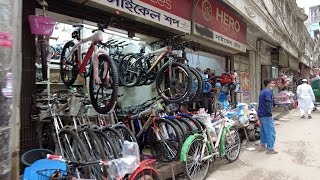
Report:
0,0,19,179
249,50,256,102
255,41,262,100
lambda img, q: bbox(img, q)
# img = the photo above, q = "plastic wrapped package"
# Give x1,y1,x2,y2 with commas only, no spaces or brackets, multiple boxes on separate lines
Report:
69,96,82,116
108,141,140,179
274,91,295,105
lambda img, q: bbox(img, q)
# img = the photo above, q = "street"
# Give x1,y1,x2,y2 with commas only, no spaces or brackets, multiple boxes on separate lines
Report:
207,109,320,180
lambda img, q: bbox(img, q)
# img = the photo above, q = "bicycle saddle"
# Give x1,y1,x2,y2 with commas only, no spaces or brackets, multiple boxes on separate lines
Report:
72,24,84,30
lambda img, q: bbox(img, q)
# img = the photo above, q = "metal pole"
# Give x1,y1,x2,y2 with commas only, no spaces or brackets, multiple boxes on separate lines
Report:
0,0,20,179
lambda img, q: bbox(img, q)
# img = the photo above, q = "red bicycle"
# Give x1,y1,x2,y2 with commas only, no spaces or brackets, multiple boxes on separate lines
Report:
60,13,119,114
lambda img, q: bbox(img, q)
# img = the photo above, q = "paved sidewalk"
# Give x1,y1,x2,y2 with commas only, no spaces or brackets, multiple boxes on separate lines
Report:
206,109,320,180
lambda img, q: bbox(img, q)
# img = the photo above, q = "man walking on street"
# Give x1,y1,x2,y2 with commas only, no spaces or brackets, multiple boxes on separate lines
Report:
297,79,315,119
257,78,278,154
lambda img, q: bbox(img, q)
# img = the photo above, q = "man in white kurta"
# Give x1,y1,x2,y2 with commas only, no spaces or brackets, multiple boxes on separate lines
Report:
297,79,315,119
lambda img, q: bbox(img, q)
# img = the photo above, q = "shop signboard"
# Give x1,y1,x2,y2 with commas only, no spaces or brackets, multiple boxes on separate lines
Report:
193,0,247,52
90,0,191,33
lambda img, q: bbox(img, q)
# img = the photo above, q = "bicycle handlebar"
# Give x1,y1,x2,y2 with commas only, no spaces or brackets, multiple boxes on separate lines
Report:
47,154,109,166
149,33,188,46
92,11,121,33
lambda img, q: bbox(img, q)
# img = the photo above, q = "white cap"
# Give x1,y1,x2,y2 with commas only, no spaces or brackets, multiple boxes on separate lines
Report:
302,79,307,82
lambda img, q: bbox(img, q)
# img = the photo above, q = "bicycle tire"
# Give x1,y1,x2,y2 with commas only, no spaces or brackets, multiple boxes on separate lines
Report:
50,45,55,59
40,41,48,81
155,62,192,103
175,117,195,135
101,126,124,157
164,117,187,140
118,53,142,87
78,128,108,178
132,169,160,180
113,123,137,143
184,135,210,180
58,128,91,178
147,118,183,162
224,127,241,162
89,54,119,114
181,67,204,105
178,115,203,132
92,129,119,159
60,41,79,86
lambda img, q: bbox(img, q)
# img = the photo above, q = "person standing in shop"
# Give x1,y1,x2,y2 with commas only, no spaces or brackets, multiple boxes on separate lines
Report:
257,78,278,154
297,79,315,119
201,68,214,114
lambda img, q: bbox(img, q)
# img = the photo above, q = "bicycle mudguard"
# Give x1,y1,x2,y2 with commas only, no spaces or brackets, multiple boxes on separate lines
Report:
22,159,67,180
180,134,212,162
129,163,159,180
219,124,232,156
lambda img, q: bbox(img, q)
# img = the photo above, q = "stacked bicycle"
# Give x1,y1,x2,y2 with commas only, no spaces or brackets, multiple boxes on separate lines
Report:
24,90,160,179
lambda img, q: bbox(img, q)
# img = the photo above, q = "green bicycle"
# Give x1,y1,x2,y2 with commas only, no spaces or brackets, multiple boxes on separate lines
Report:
180,111,241,180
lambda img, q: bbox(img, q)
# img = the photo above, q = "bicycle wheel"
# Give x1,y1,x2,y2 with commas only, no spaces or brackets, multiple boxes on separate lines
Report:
78,128,108,178
113,123,137,143
89,54,119,114
101,126,124,157
58,128,91,178
181,67,204,105
40,41,48,81
184,136,210,180
60,41,79,86
156,61,192,103
118,53,142,87
50,45,55,59
132,169,159,180
147,118,183,162
224,127,241,162
92,129,118,159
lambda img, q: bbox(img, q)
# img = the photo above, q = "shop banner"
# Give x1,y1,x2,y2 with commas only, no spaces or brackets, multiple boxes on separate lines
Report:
193,0,247,52
91,0,191,33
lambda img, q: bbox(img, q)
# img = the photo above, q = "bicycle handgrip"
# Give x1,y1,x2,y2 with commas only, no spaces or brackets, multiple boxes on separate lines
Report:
47,154,62,160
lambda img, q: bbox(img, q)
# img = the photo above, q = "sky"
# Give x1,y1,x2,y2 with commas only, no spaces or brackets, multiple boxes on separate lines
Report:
296,0,320,15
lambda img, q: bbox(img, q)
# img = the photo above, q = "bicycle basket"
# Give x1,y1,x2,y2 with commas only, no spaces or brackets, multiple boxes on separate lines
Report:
21,149,54,167
28,15,55,36
22,159,67,180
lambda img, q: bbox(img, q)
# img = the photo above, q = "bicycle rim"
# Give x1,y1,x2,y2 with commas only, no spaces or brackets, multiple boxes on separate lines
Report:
118,53,142,87
114,124,137,143
132,169,159,180
101,126,124,157
181,67,204,105
58,129,91,178
184,136,210,180
224,127,241,162
93,130,118,159
156,61,192,103
147,118,182,162
60,41,78,86
89,54,119,114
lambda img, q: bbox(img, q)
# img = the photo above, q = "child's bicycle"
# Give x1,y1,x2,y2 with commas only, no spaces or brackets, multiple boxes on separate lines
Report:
179,110,241,180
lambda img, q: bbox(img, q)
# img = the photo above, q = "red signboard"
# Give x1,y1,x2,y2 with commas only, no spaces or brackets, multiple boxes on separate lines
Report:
194,0,246,44
140,0,192,20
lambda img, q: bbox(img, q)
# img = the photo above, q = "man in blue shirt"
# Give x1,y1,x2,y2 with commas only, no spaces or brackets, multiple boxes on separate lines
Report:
257,78,278,154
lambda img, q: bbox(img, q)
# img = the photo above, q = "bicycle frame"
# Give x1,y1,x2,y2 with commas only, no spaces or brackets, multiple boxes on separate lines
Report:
180,117,235,162
145,46,172,75
65,31,104,75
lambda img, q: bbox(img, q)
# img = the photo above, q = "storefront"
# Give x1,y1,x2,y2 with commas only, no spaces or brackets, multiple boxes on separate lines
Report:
20,1,247,178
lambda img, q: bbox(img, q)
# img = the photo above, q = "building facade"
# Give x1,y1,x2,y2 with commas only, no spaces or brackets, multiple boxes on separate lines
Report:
223,0,315,99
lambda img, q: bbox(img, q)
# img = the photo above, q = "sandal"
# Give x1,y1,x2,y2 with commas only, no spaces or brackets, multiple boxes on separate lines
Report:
266,150,278,154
